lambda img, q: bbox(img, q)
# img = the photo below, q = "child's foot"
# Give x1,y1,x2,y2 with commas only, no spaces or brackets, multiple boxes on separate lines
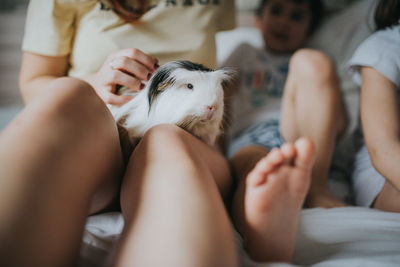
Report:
244,138,315,262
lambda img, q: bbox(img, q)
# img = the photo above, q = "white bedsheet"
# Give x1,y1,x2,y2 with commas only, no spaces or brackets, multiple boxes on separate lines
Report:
80,207,400,266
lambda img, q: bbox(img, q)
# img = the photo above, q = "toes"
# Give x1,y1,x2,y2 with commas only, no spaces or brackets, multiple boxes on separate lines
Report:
253,148,285,175
247,148,285,187
267,148,285,166
294,138,315,170
280,143,296,164
246,139,314,189
247,168,266,187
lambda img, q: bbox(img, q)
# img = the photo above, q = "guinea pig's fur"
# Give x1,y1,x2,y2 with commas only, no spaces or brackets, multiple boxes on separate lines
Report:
110,60,235,146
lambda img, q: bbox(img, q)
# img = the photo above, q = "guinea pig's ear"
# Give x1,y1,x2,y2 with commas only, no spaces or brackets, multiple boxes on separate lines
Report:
148,63,176,106
217,68,238,91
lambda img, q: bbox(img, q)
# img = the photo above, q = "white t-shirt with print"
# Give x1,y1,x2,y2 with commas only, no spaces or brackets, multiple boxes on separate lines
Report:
22,0,235,78
222,43,291,137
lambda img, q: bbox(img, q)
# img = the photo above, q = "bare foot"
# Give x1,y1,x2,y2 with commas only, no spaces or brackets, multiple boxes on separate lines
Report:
306,187,348,208
244,138,315,262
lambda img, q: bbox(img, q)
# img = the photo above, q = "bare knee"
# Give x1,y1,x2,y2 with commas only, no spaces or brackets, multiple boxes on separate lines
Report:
42,78,109,124
137,124,230,185
121,125,203,208
290,49,337,84
30,77,122,176
288,49,345,112
3,77,123,212
142,124,187,148
26,78,117,140
284,49,347,136
139,124,198,164
48,79,123,208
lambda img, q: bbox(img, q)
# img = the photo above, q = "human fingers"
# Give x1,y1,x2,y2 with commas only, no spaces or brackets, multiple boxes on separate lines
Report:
103,90,133,106
109,55,153,82
111,48,159,72
108,69,144,92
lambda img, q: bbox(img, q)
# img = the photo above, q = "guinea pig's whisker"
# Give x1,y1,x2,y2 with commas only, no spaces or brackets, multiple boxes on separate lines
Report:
177,115,198,131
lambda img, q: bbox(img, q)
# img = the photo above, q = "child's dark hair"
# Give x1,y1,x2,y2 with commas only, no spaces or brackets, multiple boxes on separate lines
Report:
374,0,400,31
255,0,324,35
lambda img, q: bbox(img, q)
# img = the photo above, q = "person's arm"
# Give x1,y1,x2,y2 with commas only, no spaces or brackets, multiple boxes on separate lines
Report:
19,48,159,106
360,66,400,190
19,52,69,104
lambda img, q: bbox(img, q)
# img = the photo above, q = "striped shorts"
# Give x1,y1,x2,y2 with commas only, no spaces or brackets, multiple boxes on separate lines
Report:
228,119,284,158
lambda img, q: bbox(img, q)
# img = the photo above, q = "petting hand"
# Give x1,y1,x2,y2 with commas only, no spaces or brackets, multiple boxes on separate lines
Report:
83,48,159,106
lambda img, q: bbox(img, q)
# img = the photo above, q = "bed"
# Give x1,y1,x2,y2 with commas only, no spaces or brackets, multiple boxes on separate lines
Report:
80,0,400,266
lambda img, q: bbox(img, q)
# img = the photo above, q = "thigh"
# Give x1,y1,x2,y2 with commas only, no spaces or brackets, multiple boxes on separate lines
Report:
0,78,124,266
175,126,232,197
115,125,239,267
121,125,233,208
373,182,400,213
1,78,123,214
192,136,232,198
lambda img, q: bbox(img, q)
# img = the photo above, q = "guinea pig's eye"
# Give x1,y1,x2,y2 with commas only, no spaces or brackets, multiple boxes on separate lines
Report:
186,83,194,90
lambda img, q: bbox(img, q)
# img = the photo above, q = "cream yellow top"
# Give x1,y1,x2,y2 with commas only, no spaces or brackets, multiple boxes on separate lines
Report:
22,0,235,77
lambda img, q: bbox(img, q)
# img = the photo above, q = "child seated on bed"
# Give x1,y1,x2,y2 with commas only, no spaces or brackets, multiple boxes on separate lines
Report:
222,0,348,262
347,0,400,213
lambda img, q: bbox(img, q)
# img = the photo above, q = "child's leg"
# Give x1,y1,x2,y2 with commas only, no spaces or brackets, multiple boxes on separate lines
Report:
231,138,315,262
280,49,348,208
114,124,239,267
0,78,123,267
373,182,400,212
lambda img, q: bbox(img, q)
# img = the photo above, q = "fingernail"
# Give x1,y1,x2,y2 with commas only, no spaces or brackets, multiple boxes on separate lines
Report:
147,73,152,81
140,83,145,90
109,60,116,70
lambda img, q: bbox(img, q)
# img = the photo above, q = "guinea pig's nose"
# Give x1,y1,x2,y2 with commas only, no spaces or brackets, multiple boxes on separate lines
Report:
203,105,217,121
207,105,216,112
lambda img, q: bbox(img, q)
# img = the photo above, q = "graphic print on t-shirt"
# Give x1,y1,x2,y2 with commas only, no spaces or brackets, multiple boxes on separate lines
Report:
240,54,288,108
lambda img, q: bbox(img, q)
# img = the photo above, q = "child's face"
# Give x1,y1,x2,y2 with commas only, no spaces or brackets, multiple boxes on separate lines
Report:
256,0,312,53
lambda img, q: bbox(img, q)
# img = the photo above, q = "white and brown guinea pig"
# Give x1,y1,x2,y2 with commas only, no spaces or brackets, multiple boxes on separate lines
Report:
110,60,235,146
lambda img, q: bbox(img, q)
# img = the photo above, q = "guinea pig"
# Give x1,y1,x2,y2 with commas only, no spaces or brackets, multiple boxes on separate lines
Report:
110,60,235,147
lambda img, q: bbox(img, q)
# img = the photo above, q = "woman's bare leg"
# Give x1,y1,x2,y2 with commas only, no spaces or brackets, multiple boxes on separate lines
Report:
280,49,348,208
0,78,123,267
113,125,239,267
